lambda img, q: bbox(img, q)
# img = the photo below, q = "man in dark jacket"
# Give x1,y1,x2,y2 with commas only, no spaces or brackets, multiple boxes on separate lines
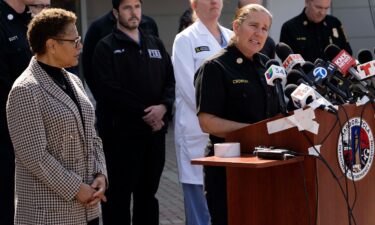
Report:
280,0,352,62
0,1,32,224
82,5,158,100
92,0,175,224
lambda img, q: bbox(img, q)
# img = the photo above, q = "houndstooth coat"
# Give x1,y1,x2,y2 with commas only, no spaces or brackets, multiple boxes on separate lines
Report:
6,57,107,225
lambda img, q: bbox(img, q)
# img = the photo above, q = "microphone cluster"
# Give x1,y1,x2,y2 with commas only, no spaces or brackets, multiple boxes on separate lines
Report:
263,42,375,114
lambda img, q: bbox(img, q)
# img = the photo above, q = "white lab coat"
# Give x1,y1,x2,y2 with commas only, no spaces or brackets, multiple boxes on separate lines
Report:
172,20,233,184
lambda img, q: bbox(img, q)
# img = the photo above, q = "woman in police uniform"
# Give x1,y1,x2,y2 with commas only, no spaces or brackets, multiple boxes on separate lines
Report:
194,4,279,225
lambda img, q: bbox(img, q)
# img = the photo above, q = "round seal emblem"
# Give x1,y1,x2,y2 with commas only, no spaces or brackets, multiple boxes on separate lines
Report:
337,117,374,181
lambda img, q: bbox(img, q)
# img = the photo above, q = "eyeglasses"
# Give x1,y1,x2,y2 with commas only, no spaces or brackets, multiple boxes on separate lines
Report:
53,36,82,48
28,4,51,9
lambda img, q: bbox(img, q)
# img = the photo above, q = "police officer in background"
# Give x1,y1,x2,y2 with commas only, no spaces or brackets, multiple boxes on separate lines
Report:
0,0,33,224
279,0,352,62
237,0,276,59
92,0,175,224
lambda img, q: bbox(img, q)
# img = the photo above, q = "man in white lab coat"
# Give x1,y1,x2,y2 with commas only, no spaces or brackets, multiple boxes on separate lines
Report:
172,0,232,224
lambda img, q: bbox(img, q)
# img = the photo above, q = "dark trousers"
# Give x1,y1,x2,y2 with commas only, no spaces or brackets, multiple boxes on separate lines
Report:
0,132,15,225
204,149,228,225
100,127,165,225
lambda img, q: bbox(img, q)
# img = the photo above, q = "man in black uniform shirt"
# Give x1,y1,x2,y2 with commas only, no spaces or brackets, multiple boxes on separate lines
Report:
82,2,159,101
280,0,352,62
0,0,32,224
237,0,276,59
92,0,174,224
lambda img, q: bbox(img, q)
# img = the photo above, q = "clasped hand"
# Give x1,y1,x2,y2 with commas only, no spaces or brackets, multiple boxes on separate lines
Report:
143,104,167,132
75,174,107,207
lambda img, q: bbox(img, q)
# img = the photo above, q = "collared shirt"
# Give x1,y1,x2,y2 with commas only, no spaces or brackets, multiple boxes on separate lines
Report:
195,45,280,145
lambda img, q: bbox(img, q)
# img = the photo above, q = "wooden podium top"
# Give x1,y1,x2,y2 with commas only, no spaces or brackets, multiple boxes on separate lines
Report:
191,154,304,169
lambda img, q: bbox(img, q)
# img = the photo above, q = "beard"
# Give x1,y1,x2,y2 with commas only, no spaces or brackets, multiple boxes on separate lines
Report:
118,16,140,31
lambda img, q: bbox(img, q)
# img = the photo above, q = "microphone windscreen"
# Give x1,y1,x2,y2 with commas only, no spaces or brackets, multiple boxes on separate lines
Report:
286,69,304,85
324,44,341,61
265,59,280,68
357,49,373,64
275,42,293,61
302,61,315,74
284,84,298,99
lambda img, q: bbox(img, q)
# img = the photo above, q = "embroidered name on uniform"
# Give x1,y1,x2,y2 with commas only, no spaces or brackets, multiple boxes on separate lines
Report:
8,36,18,42
232,79,249,84
195,46,210,53
113,49,125,54
148,49,162,59
296,37,306,41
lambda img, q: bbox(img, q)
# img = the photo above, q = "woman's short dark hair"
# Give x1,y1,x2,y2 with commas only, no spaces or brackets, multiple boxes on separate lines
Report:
178,8,194,33
27,8,77,55
112,0,143,10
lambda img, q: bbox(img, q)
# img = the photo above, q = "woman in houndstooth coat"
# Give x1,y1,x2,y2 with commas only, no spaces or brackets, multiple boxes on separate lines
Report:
6,9,107,225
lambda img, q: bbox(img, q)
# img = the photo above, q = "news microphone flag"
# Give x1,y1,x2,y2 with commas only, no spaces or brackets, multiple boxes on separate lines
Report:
357,60,375,80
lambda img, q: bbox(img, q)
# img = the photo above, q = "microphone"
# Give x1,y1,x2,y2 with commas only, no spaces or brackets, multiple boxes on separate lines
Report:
284,84,298,99
357,49,373,64
324,44,375,99
311,58,349,100
302,61,315,75
276,42,315,86
291,83,337,113
264,59,288,115
356,49,375,80
290,83,316,108
324,44,360,79
276,42,305,72
284,83,299,111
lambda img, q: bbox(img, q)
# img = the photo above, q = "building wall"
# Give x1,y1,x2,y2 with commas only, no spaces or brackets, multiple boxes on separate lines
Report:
81,0,375,56
332,0,375,57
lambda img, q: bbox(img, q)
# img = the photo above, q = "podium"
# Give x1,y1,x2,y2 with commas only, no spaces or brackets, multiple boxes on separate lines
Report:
192,104,375,225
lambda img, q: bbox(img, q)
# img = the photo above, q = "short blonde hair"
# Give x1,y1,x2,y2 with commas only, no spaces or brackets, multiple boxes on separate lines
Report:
230,4,272,44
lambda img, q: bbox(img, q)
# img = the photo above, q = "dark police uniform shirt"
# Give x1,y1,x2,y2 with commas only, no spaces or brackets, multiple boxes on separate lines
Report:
280,8,352,62
92,28,175,134
0,1,32,133
195,45,280,149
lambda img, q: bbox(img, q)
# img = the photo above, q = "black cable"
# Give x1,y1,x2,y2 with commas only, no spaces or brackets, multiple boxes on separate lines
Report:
300,129,357,225
287,111,339,225
337,106,355,225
